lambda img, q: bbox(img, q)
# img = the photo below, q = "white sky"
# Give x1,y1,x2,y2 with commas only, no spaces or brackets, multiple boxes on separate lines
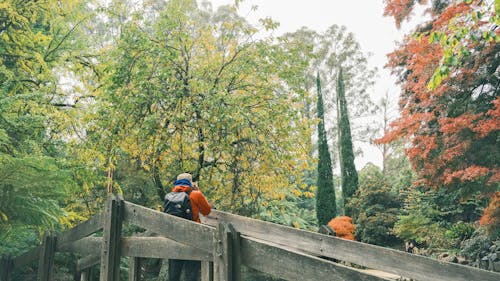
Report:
207,0,427,169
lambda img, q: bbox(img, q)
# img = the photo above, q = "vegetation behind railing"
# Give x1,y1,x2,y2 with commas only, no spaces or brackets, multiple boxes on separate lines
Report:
1,195,499,281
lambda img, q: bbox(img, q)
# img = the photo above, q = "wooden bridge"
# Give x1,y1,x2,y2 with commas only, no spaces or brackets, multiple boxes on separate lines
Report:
1,195,499,281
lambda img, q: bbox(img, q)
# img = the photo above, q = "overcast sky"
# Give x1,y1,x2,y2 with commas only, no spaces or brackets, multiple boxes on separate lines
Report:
206,0,426,169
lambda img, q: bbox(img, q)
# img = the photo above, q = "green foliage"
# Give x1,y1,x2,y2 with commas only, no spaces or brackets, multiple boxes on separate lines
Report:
427,0,500,89
393,213,447,246
383,140,416,194
77,0,314,217
316,74,336,226
257,189,317,231
348,164,401,246
393,186,487,251
337,67,358,215
445,221,475,243
0,0,94,255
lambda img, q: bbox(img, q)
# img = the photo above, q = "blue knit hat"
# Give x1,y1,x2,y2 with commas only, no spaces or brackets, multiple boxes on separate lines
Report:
174,178,192,188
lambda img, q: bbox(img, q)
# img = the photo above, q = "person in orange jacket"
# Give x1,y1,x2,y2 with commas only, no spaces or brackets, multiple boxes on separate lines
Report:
168,172,211,281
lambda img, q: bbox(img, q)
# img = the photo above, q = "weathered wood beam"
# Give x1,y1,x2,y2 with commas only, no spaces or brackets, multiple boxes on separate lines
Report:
38,234,57,281
227,223,241,281
59,237,101,256
0,256,13,281
129,257,141,281
57,214,103,247
203,210,500,281
213,223,230,281
123,201,214,252
100,195,124,281
201,261,213,281
241,236,387,281
122,237,212,261
76,255,100,272
60,236,212,260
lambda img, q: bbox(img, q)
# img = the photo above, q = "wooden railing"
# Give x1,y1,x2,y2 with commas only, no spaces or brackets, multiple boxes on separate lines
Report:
1,195,500,281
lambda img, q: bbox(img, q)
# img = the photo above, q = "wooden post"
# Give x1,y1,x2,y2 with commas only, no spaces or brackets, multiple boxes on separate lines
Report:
227,223,241,281
128,257,141,281
213,223,231,281
38,234,57,281
100,195,124,281
0,255,13,281
80,268,90,281
201,261,213,281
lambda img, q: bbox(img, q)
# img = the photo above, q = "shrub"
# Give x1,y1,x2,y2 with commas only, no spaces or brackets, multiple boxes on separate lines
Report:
328,216,355,240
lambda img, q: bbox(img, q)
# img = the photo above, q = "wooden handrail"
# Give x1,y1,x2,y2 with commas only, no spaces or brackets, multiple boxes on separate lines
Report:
123,201,214,252
202,209,500,281
3,199,500,281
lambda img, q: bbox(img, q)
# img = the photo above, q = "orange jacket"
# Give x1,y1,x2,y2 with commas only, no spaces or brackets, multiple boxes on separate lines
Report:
171,185,211,223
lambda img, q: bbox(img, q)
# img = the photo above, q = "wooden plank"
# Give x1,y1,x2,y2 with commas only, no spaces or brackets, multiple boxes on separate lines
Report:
227,223,241,281
203,210,500,281
12,246,40,269
38,234,57,281
241,236,388,281
76,255,100,272
100,195,124,281
121,237,212,260
80,269,90,281
0,256,13,281
59,237,101,256
123,201,214,252
212,223,230,281
129,257,141,281
201,261,213,281
60,236,213,260
57,214,103,247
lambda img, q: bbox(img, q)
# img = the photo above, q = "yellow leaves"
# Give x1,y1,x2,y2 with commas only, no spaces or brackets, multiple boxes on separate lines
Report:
59,210,87,228
303,191,315,198
291,188,302,197
0,211,8,222
257,134,265,142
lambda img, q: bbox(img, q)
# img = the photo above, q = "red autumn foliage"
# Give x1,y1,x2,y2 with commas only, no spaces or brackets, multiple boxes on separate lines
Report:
382,0,499,228
383,0,429,28
328,216,355,240
480,192,500,233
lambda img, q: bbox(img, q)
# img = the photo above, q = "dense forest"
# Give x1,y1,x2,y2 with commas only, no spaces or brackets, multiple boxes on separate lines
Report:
0,0,498,279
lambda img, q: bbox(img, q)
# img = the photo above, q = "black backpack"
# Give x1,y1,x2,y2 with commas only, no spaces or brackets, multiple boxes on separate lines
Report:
163,191,193,220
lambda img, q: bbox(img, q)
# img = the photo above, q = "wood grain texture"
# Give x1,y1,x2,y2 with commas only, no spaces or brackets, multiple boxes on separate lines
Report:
241,236,388,281
203,210,500,281
123,201,214,252
121,237,212,260
57,214,103,247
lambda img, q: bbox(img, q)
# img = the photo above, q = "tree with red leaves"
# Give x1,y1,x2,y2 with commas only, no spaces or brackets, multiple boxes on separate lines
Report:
380,0,499,230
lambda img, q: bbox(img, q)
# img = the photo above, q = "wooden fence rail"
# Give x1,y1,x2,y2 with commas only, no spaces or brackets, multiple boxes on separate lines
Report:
1,195,499,281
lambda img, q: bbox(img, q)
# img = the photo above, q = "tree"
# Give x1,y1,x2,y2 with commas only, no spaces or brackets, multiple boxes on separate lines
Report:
0,0,91,254
85,0,311,215
316,73,337,226
348,164,401,246
337,67,359,216
282,26,377,168
380,0,499,226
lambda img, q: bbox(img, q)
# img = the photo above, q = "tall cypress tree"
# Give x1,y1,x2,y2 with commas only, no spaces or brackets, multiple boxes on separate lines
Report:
316,73,336,226
337,67,359,216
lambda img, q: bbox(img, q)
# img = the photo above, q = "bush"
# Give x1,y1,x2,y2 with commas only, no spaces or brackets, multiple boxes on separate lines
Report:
328,216,355,240
445,221,476,242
